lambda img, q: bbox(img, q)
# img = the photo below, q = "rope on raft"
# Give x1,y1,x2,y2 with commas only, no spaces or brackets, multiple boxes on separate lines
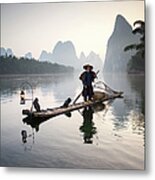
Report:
94,81,118,95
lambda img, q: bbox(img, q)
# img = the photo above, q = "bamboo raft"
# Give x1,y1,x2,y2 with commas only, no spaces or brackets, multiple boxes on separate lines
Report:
22,91,123,119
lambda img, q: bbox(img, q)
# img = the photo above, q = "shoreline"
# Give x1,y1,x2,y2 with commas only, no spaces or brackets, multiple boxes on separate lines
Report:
0,72,74,78
0,72,145,78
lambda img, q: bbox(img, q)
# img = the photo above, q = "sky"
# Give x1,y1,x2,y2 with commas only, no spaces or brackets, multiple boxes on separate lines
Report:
1,0,144,60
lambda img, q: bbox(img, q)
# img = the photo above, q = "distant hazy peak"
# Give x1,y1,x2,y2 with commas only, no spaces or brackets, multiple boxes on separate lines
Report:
65,40,73,44
53,40,77,53
41,50,47,53
80,51,86,58
53,40,76,52
0,47,5,51
0,47,6,56
25,52,33,59
39,50,53,62
88,51,98,56
55,41,63,47
0,47,14,57
54,40,74,46
40,50,48,55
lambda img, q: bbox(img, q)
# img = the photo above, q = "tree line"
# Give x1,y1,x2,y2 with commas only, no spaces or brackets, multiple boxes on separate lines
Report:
0,56,74,74
124,20,145,74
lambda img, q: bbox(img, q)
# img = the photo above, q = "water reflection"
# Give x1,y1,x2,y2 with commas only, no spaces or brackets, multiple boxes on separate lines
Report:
23,116,50,132
1,73,145,168
22,103,104,144
21,129,35,151
103,74,145,134
21,130,28,143
128,111,145,135
1,73,145,138
126,75,145,136
0,73,75,103
127,75,145,115
79,106,97,144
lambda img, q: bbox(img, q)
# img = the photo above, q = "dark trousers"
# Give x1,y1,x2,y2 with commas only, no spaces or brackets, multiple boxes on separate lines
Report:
82,85,94,101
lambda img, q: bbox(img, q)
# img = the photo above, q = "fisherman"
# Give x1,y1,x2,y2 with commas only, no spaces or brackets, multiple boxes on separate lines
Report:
79,64,97,101
33,98,41,112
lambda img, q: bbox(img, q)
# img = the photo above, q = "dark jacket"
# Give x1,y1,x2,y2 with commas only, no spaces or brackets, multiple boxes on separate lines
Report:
79,71,96,86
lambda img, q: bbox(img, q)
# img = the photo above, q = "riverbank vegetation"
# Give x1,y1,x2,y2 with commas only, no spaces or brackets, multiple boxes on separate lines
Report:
0,56,74,74
124,20,145,74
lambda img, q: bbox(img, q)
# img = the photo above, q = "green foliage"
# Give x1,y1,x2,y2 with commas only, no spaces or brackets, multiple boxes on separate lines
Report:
0,56,74,74
124,20,145,73
127,52,145,73
124,44,137,52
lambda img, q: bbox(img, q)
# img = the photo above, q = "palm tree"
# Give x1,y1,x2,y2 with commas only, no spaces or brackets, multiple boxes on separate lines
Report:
124,20,145,58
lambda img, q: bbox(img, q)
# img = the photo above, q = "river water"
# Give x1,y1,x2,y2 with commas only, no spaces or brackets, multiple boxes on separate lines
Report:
0,73,145,169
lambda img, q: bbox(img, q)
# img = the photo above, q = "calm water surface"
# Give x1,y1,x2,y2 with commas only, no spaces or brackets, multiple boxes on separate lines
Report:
0,73,145,169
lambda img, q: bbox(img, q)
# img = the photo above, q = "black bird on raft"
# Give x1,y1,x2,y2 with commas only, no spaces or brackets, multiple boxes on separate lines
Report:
61,97,72,108
33,98,41,112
